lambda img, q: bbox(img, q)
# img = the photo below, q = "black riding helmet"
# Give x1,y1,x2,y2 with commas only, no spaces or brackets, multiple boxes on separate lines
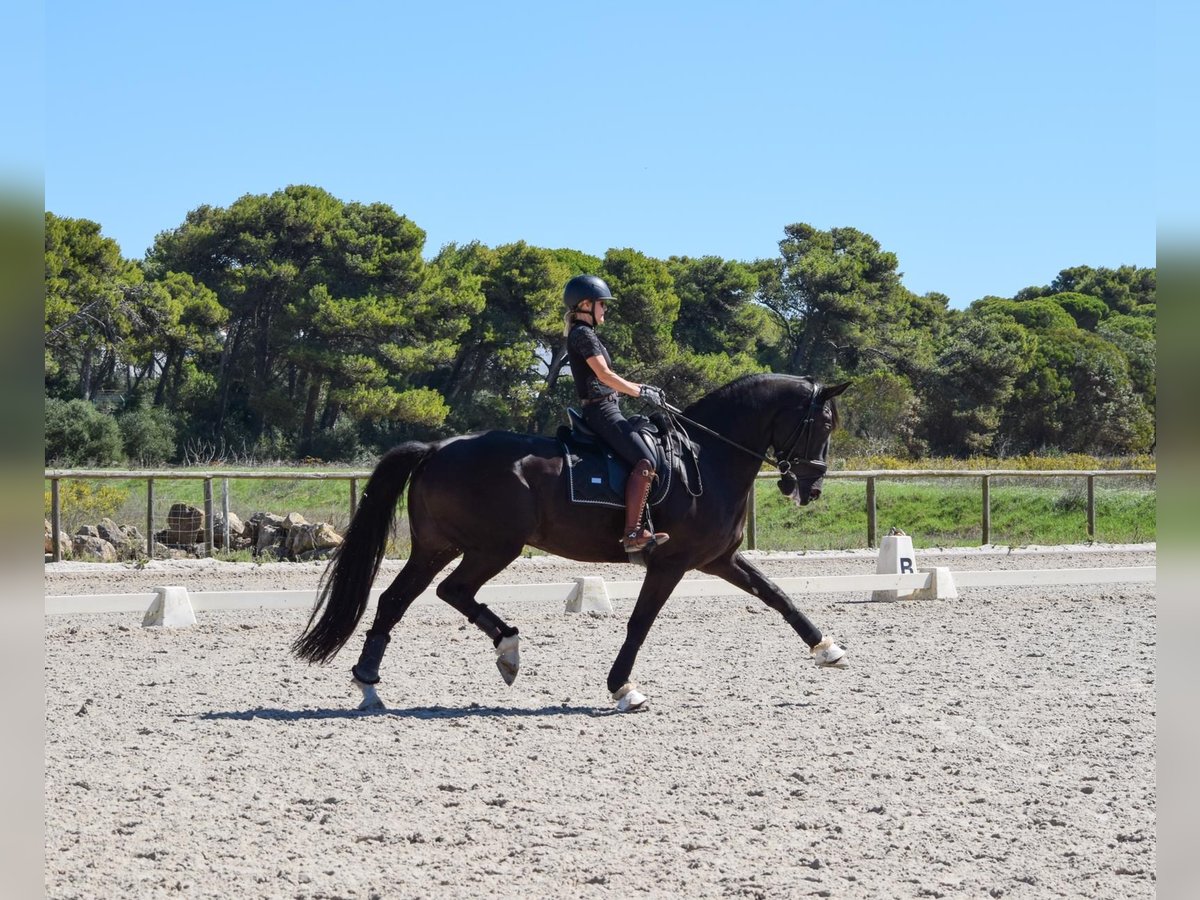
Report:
563,274,616,311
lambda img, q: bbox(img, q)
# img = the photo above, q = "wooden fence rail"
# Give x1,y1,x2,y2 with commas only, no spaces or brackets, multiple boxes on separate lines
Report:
45,467,1155,560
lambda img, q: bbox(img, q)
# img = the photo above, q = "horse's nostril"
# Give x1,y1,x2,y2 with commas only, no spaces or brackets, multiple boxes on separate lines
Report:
809,488,821,500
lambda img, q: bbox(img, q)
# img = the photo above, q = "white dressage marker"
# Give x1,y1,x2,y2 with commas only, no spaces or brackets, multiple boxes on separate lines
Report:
142,585,197,628
912,566,958,601
564,576,613,614
872,531,918,601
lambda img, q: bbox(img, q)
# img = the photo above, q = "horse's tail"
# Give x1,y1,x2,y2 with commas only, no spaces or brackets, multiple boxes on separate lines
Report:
291,441,434,664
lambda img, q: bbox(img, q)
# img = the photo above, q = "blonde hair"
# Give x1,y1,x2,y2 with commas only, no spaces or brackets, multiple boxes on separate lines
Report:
563,306,592,336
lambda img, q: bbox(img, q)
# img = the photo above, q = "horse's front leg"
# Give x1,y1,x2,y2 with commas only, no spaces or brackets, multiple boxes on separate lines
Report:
700,552,846,667
607,562,687,711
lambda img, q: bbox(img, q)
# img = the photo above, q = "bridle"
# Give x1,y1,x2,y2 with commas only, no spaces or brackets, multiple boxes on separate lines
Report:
657,383,831,496
771,388,830,493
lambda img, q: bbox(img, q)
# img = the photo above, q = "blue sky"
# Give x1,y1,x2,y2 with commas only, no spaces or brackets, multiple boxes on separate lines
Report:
43,1,1156,309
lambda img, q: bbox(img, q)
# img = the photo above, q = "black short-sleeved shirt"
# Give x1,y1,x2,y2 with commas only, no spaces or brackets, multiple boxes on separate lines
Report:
566,322,617,401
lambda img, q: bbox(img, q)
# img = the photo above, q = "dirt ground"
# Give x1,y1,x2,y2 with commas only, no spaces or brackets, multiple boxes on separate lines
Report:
45,546,1156,898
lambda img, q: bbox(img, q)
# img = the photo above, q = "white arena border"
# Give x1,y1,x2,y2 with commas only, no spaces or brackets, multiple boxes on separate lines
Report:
46,562,1156,616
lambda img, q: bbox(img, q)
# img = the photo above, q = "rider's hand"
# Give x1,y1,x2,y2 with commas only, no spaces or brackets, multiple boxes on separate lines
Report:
639,384,667,407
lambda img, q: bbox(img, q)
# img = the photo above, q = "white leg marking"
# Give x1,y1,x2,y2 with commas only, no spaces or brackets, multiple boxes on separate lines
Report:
613,681,648,712
354,678,386,711
495,633,520,686
811,636,847,668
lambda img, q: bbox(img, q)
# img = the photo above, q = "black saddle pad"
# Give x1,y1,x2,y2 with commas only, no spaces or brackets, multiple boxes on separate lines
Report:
559,436,673,509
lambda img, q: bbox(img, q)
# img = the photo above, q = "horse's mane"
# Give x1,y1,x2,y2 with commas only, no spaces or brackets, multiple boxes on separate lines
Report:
685,373,840,429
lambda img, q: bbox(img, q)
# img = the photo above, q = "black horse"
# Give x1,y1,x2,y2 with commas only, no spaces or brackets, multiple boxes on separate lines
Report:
293,373,851,712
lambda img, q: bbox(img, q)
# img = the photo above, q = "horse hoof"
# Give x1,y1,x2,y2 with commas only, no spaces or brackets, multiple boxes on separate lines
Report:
811,637,847,668
495,634,520,686
354,678,386,711
613,682,648,713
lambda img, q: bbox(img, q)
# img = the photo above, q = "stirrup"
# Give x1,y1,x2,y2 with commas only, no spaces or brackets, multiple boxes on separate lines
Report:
621,529,669,552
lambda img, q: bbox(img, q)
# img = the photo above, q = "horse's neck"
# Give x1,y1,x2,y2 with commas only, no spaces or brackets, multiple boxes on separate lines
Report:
685,392,774,455
684,398,774,488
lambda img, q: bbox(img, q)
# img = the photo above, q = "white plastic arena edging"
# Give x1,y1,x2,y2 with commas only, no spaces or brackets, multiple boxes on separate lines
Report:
44,566,1155,616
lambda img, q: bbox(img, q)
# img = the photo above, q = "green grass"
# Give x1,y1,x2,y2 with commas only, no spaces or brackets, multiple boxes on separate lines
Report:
751,476,1155,550
47,468,1155,558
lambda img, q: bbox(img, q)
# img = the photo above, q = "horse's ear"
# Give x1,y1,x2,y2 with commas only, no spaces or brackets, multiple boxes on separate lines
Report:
822,381,852,399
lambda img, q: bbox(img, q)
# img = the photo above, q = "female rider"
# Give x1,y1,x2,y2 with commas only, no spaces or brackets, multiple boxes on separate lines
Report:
562,274,670,552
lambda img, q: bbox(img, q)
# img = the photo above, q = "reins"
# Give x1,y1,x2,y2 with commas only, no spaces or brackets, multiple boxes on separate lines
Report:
652,388,828,495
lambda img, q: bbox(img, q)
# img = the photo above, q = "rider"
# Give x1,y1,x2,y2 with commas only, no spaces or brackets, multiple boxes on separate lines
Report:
562,274,670,553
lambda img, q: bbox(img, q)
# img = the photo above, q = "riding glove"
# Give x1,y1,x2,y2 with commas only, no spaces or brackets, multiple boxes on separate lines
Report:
639,384,667,407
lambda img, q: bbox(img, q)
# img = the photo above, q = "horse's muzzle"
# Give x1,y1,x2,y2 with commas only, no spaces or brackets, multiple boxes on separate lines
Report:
796,481,823,505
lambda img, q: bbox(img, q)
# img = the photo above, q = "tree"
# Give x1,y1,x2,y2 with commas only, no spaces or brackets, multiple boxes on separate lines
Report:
919,309,1033,456
975,297,1076,332
145,186,440,451
121,272,227,411
596,248,680,371
838,370,921,456
44,213,144,401
667,255,760,357
1051,292,1108,331
423,241,566,434
976,294,1155,453
757,224,904,377
1017,264,1156,315
1099,313,1155,415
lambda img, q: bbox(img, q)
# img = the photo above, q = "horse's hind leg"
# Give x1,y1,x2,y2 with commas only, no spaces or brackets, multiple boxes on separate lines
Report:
435,546,524,686
351,544,460,710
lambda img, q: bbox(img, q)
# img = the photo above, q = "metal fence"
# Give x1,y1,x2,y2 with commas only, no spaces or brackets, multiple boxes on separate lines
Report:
45,467,1155,560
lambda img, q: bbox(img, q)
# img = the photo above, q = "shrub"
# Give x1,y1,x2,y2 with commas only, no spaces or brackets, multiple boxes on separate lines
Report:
45,398,123,466
303,418,363,463
118,403,178,465
44,480,130,535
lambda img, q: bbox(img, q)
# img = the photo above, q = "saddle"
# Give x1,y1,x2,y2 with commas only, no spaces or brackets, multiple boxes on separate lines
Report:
556,408,697,509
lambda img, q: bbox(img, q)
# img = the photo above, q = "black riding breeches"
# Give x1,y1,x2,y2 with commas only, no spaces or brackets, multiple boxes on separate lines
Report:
582,397,654,468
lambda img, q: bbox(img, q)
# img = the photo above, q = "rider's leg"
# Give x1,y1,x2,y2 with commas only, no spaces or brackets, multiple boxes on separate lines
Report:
621,458,668,551
583,400,669,551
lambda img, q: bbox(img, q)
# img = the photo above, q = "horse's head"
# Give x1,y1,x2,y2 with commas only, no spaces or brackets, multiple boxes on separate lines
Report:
771,380,850,506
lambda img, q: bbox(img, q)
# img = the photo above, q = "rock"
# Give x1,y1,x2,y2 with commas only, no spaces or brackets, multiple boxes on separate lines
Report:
296,547,338,562
283,512,309,530
165,503,204,545
71,535,117,562
97,518,140,559
313,522,343,550
248,512,284,542
256,512,286,529
215,510,245,535
75,524,99,539
213,511,245,549
287,522,343,556
255,522,283,555
97,517,124,544
45,520,71,558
